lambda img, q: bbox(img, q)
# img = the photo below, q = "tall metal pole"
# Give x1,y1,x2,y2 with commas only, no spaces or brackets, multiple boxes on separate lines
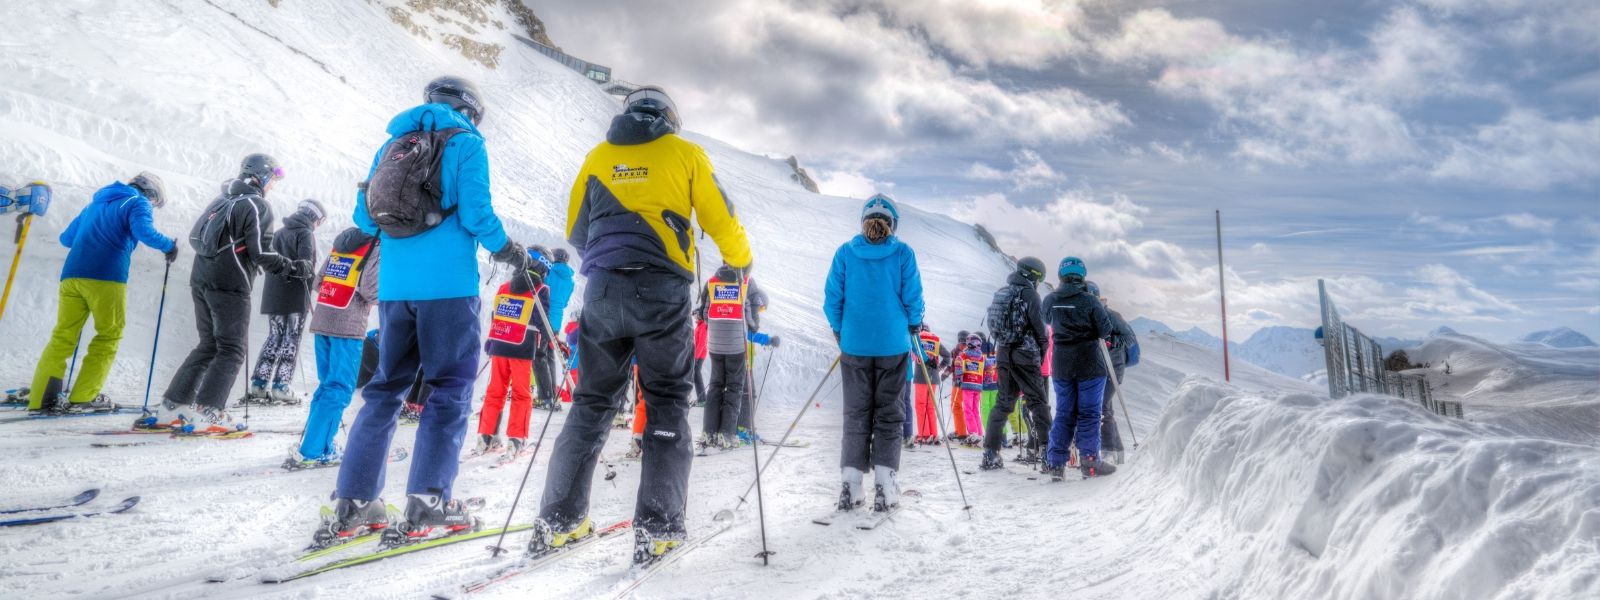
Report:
1216,210,1230,382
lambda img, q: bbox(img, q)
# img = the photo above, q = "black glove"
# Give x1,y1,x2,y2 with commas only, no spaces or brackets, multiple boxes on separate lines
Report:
908,324,921,337
493,241,528,269
164,245,179,264
290,260,314,279
509,270,533,295
260,254,290,275
769,335,782,349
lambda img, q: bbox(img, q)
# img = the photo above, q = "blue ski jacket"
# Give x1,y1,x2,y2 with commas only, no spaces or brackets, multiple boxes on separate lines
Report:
354,104,510,301
547,261,576,330
824,234,925,358
59,181,175,283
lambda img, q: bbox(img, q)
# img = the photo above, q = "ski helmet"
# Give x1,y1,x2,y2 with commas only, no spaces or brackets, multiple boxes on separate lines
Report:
128,171,166,208
527,244,552,277
297,198,327,224
623,85,681,131
240,153,282,187
425,75,486,125
1016,256,1045,283
1058,256,1086,280
861,193,899,232
1085,280,1100,298
552,248,570,264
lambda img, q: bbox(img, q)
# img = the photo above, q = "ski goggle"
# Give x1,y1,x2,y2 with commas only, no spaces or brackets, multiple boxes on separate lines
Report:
270,166,286,181
624,88,681,129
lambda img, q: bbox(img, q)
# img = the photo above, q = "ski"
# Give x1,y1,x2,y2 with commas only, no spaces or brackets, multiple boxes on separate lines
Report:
610,511,734,599
0,488,98,515
283,447,409,471
432,519,633,599
0,496,139,527
759,440,810,448
173,429,254,440
205,505,402,584
0,408,125,424
854,508,897,530
263,522,535,584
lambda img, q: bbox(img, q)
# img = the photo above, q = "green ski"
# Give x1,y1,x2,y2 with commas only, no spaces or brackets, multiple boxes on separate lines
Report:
263,523,536,584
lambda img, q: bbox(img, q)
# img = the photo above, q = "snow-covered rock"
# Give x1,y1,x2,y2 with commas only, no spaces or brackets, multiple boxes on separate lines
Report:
1518,327,1597,348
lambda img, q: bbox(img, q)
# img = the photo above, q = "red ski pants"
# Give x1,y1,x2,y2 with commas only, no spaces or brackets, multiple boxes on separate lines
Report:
479,356,533,439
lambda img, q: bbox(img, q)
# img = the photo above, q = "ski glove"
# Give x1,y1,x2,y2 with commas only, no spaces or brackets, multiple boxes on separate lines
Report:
492,241,528,269
290,260,315,279
769,335,781,349
908,325,921,337
164,245,179,264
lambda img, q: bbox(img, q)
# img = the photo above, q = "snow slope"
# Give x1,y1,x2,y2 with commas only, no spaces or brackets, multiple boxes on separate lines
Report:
1407,332,1599,444
1519,327,1597,349
1,2,1594,600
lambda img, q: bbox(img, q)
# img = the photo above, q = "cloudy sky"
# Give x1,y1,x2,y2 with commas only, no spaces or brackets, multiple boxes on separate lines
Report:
535,0,1599,343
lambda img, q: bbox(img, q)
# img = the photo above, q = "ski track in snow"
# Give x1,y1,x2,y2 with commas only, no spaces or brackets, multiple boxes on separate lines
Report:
1,1,1596,599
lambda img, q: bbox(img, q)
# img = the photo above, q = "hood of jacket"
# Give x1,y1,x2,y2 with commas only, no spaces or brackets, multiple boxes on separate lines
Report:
606,112,675,145
225,177,262,198
332,227,377,254
1056,278,1089,299
387,103,481,137
1006,270,1037,289
845,234,902,261
92,182,142,205
282,209,317,231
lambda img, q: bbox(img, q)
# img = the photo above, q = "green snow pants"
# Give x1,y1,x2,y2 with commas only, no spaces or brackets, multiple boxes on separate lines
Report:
29,278,127,409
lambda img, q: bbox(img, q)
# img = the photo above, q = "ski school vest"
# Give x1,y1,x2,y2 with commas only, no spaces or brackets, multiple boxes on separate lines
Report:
316,241,374,309
960,351,984,387
706,277,746,322
918,331,942,364
488,284,547,346
982,355,999,389
705,276,751,355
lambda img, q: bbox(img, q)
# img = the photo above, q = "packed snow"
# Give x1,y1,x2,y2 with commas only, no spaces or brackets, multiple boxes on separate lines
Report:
1,2,1594,599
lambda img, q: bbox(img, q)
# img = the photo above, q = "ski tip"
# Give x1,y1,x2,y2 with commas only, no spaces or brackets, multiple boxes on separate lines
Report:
711,509,735,523
113,497,141,513
73,489,100,505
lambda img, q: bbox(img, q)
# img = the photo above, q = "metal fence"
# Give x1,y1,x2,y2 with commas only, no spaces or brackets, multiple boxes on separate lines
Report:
1318,280,1463,417
513,35,612,84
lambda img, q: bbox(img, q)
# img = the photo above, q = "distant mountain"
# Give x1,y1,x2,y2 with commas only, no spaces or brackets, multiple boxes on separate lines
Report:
1430,326,1460,337
1519,327,1597,348
1130,317,1223,349
1130,317,1421,379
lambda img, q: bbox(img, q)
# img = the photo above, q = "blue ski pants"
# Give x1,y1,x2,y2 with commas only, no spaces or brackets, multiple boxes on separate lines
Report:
1045,376,1106,468
337,298,481,501
298,334,363,460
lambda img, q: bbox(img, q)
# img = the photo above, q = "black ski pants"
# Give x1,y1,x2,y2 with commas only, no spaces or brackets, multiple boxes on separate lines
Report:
533,342,557,403
985,357,1051,453
840,353,908,472
164,285,250,411
540,268,694,537
1101,364,1125,452
702,352,746,440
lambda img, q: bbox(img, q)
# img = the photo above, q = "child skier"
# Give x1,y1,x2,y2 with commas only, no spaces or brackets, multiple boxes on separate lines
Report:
1041,257,1117,480
823,193,924,513
29,173,176,414
978,336,1002,443
912,325,947,445
249,199,326,405
476,246,554,458
955,334,986,445
294,226,380,466
696,263,768,451
949,329,970,440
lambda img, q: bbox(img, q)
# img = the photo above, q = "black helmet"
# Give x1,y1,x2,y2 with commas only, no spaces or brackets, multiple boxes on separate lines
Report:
240,153,282,187
425,76,486,125
1016,256,1046,283
552,248,569,264
623,86,681,131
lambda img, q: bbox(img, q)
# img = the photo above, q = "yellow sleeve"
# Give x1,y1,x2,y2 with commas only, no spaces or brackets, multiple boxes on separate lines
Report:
689,146,753,269
565,154,591,241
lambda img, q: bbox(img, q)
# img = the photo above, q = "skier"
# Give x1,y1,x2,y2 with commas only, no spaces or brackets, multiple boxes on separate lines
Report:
912,325,947,445
531,85,752,566
691,316,708,407
696,263,769,451
294,226,381,466
546,248,576,331
978,335,1001,443
948,329,971,441
28,173,176,414
954,334,986,445
476,245,555,458
320,76,528,547
149,154,302,433
537,247,575,412
1087,281,1138,464
980,257,1051,471
1041,257,1116,479
823,193,924,513
248,199,326,405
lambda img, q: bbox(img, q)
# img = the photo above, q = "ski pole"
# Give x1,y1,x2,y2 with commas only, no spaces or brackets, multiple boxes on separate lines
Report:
735,355,840,510
142,262,172,412
0,212,35,321
743,338,772,564
1096,342,1137,449
65,333,83,398
913,334,972,517
490,290,569,558
752,344,777,416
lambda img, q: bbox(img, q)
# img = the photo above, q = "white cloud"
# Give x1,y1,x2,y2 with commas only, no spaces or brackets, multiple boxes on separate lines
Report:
1409,212,1473,235
814,169,892,199
1431,111,1600,190
861,0,1092,68
962,149,1066,190
1493,212,1557,233
1558,277,1600,293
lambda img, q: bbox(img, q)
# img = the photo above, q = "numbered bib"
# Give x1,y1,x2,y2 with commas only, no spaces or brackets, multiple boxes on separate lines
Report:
488,293,534,345
316,242,373,309
707,280,745,321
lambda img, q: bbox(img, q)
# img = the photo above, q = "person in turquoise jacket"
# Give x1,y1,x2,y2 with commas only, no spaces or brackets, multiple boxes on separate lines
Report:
328,76,528,546
547,247,576,331
822,193,924,514
28,175,176,413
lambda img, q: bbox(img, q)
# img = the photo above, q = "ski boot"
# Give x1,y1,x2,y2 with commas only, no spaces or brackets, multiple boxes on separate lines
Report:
1079,455,1117,479
1013,447,1042,465
693,432,715,454
311,496,389,548
838,467,865,512
903,437,916,450
1042,463,1066,482
473,434,504,456
525,516,592,557
59,394,119,414
399,402,422,425
269,384,301,406
503,438,527,459
381,494,481,548
965,434,983,446
241,380,271,406
4,386,29,405
979,450,1004,471
185,405,245,434
872,465,900,512
631,527,684,568
135,400,190,430
624,436,644,459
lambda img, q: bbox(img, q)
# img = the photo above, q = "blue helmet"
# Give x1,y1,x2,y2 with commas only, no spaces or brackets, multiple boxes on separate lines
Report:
1058,256,1086,280
862,193,899,232
1085,280,1100,298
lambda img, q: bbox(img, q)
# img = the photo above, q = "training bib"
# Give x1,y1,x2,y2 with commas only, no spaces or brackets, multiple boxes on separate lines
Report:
962,354,984,385
918,332,941,362
706,279,745,321
488,292,534,345
316,242,373,309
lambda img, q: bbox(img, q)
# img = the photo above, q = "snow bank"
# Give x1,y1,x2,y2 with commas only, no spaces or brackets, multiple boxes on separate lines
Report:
1139,379,1600,599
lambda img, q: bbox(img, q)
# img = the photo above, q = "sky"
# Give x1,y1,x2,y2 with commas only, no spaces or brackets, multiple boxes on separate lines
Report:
533,0,1600,343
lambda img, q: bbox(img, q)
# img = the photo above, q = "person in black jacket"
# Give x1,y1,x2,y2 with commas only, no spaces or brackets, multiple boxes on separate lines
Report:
249,199,325,404
1040,256,1117,479
980,257,1051,470
1088,281,1138,463
145,154,306,434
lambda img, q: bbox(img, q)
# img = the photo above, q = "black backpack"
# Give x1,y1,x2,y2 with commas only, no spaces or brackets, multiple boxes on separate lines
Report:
363,128,465,238
190,194,249,259
986,284,1030,346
